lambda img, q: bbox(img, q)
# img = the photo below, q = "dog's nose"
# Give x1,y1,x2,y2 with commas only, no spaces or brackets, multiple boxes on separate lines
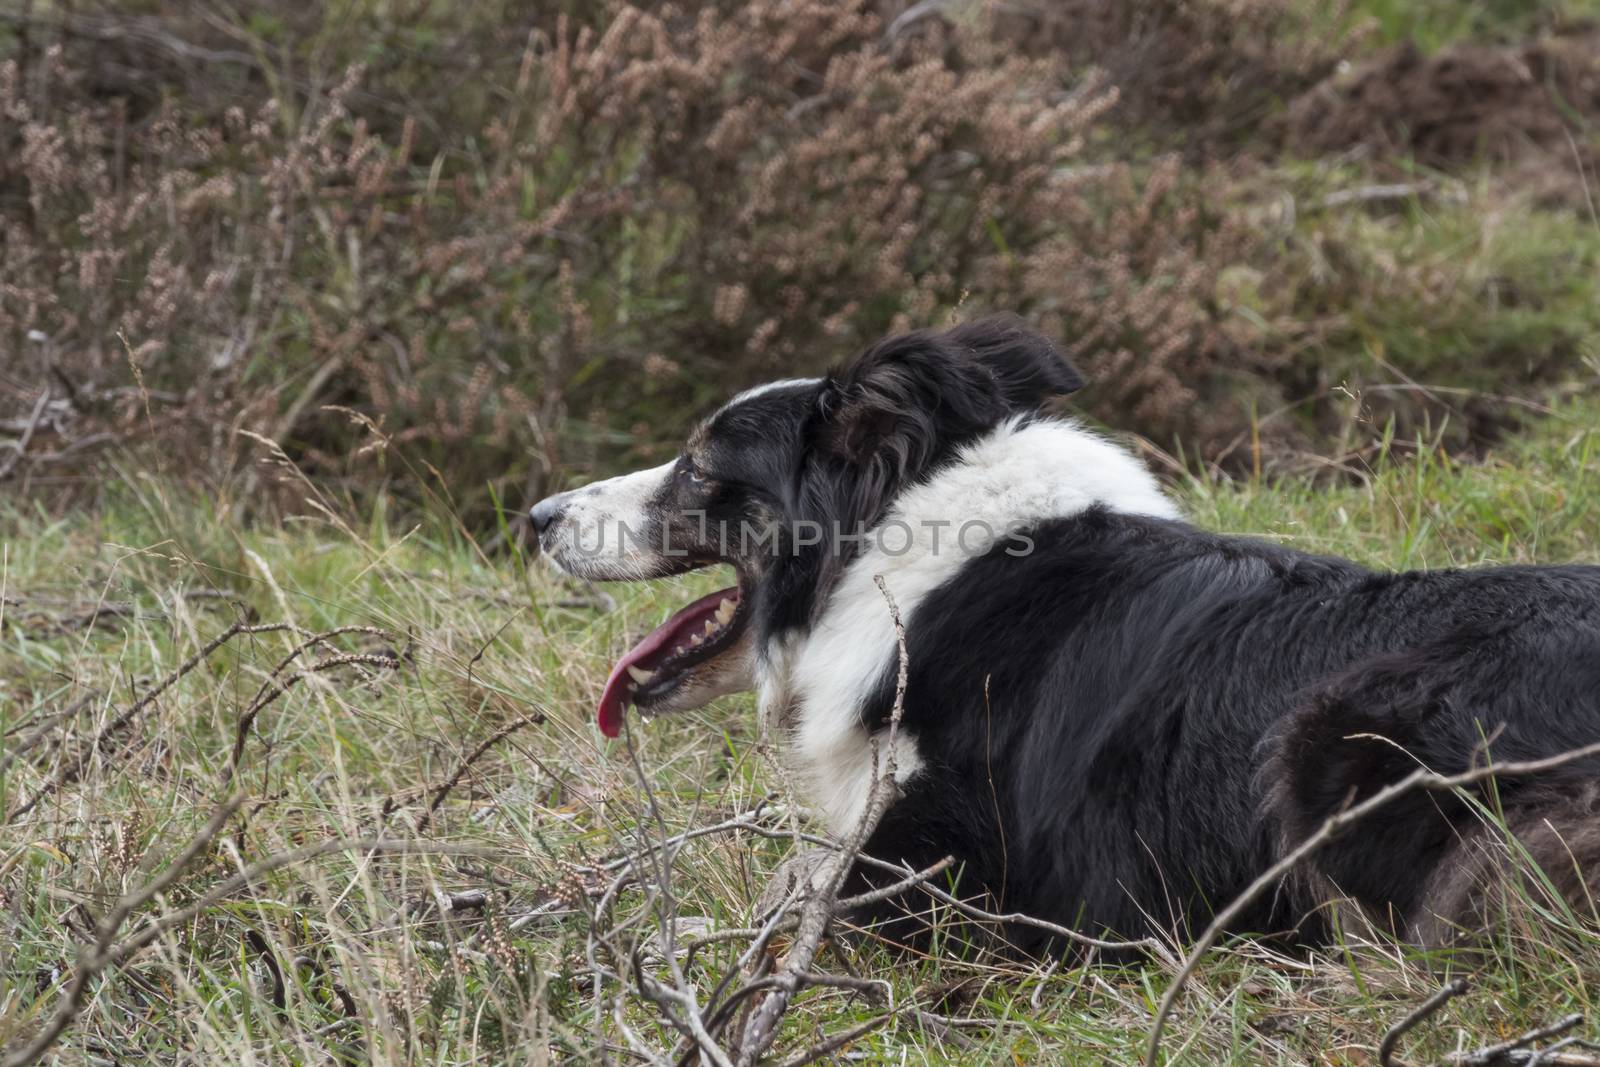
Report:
529,494,566,535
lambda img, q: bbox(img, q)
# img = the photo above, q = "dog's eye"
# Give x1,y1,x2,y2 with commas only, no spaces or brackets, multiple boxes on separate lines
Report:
680,463,708,486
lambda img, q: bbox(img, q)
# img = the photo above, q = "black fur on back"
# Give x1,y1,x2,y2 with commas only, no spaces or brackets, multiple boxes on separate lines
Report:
840,507,1600,954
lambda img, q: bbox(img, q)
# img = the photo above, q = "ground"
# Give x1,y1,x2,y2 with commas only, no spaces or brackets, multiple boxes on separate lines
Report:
5,402,1600,1064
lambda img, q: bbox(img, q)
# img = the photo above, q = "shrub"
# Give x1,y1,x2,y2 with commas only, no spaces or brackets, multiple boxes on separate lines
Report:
2,2,1597,524
990,0,1353,151
1,3,1137,518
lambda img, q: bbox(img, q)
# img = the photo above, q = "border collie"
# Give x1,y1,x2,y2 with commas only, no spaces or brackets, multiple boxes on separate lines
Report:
530,316,1600,953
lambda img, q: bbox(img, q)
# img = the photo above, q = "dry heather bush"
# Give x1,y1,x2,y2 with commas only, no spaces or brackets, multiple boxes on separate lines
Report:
3,1,1597,521
5,1,1255,516
0,5,1090,515
990,0,1355,150
985,155,1283,456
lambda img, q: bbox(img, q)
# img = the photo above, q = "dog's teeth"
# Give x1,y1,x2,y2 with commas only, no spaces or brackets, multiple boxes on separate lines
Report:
715,598,736,625
690,633,704,646
626,665,655,685
704,620,717,636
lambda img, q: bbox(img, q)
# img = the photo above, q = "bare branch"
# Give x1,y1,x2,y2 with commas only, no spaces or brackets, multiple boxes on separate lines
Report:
226,650,404,782
0,387,51,482
1320,181,1436,210
735,574,910,1065
0,693,98,775
1452,1013,1590,1066
846,852,1176,961
1380,980,1596,1067
3,794,245,1067
1380,978,1470,1067
5,826,488,1067
770,1011,896,1067
6,622,306,823
416,712,547,833
836,855,955,910
649,819,1173,959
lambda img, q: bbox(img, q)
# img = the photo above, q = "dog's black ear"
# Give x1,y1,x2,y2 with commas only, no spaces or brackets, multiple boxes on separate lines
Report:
815,327,1004,480
816,316,1080,467
946,313,1085,406
811,317,1081,526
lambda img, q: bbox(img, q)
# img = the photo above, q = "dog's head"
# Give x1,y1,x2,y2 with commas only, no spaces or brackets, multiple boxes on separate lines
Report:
530,315,1083,735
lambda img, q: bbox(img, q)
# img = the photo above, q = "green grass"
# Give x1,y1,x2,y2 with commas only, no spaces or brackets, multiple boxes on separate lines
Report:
1332,0,1600,50
1188,400,1600,569
1212,168,1600,458
4,402,1600,1064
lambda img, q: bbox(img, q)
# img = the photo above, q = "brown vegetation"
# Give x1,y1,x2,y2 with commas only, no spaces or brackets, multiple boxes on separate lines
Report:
2,2,1598,526
1285,28,1600,205
992,0,1352,149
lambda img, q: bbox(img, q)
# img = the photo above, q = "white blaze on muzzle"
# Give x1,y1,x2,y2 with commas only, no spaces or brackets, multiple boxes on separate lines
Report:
535,461,677,581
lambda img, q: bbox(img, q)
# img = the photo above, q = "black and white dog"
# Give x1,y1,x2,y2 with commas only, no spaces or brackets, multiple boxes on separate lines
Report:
530,316,1600,953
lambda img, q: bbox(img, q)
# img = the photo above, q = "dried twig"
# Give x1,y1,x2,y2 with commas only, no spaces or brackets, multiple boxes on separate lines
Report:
770,1011,897,1067
0,693,98,776
1145,739,1600,1067
1380,979,1597,1067
1451,1014,1593,1066
1319,181,1436,210
226,650,404,782
597,806,777,873
674,857,955,967
834,855,955,910
734,574,910,1066
7,588,234,634
416,712,547,833
260,625,397,678
3,794,246,1067
0,387,51,481
4,832,490,1067
1380,978,1470,1067
674,823,1174,960
593,704,736,1065
844,851,1177,962
6,622,304,823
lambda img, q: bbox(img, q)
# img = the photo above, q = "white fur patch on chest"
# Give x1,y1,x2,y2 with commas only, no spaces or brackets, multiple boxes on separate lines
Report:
761,417,1179,834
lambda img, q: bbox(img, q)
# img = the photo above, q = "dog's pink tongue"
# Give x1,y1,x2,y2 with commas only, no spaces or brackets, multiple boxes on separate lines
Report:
596,666,634,739
596,587,738,737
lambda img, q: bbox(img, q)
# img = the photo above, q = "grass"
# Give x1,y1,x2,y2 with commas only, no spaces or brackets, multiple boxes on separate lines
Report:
1307,186,1600,387
1210,168,1600,458
4,400,1600,1065
1334,0,1600,50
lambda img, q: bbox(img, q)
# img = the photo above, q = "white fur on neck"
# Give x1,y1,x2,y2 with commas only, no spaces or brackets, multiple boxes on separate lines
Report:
762,417,1179,834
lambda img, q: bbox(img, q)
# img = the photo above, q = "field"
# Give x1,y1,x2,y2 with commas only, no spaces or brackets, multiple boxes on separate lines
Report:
7,0,1600,1062
5,404,1600,1064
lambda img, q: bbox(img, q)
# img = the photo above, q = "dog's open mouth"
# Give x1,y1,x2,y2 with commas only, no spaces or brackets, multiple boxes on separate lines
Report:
596,584,748,737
